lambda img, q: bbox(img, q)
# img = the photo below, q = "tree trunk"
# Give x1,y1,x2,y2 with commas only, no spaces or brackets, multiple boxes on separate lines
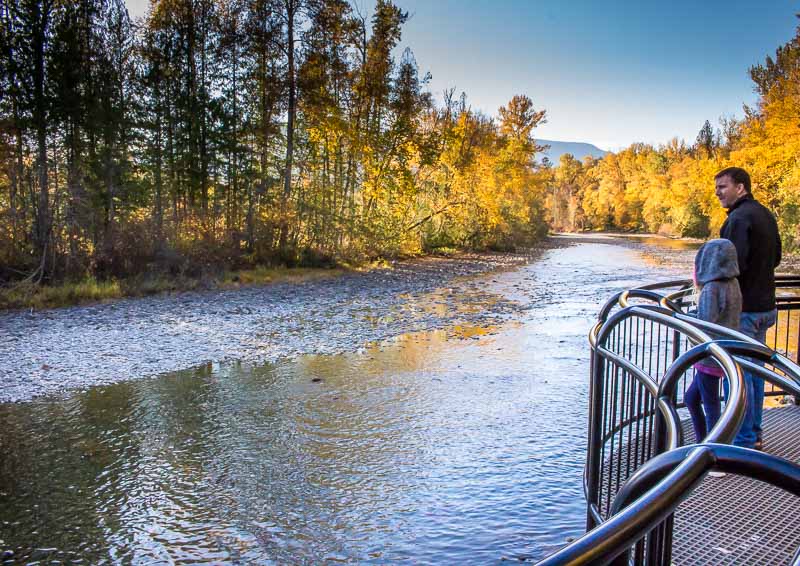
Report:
279,0,296,257
154,86,164,246
199,0,209,213
32,0,52,278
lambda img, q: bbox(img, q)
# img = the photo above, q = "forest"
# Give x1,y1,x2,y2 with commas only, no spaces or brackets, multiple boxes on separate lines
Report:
0,0,549,297
1,1,798,304
547,15,800,248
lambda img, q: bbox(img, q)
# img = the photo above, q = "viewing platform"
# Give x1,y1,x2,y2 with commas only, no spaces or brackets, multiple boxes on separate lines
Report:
538,277,800,566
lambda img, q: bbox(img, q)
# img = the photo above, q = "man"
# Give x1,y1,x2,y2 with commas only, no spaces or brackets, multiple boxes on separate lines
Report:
715,166,781,449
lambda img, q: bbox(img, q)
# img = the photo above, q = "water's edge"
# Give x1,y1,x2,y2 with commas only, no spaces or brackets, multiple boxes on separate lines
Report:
1,248,551,403
1,235,698,564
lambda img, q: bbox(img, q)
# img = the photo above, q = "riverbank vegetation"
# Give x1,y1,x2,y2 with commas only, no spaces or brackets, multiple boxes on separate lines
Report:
547,15,800,249
4,4,799,310
0,0,549,302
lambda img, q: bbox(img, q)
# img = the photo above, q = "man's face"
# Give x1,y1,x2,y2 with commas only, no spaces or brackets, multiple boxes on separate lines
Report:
715,175,747,209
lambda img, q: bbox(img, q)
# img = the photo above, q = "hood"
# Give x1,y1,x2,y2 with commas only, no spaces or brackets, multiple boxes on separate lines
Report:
695,239,739,284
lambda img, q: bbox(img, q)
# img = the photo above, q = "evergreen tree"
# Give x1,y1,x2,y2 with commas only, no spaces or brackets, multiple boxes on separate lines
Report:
695,119,715,158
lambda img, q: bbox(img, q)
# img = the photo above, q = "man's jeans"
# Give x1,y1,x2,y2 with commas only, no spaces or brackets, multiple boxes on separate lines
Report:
728,309,778,448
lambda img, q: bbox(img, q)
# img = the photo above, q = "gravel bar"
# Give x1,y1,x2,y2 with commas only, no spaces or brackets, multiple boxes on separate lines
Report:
0,247,557,403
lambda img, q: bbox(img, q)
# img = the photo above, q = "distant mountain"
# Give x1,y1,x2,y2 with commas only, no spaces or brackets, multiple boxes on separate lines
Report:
535,139,608,165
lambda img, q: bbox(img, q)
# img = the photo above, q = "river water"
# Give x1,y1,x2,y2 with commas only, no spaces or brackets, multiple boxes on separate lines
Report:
0,236,698,564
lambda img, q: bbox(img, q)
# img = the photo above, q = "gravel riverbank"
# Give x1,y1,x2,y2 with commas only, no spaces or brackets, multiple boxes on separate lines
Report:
1,245,562,403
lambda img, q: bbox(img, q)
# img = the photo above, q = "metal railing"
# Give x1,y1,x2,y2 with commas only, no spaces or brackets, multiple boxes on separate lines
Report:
537,276,800,565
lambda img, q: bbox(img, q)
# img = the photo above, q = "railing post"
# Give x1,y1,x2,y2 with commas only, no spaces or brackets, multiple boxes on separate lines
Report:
586,337,606,530
671,328,682,364
646,407,669,566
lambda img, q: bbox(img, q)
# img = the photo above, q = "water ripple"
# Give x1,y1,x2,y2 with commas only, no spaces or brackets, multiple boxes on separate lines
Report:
0,239,695,563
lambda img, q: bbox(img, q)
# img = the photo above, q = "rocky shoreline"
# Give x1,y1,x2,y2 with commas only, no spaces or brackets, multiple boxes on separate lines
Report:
2,233,739,404
0,245,560,403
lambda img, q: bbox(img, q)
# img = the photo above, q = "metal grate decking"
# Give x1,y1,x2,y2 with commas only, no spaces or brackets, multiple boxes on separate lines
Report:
672,405,800,565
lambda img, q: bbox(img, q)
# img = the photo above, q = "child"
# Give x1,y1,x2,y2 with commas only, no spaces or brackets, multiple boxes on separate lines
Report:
686,238,742,442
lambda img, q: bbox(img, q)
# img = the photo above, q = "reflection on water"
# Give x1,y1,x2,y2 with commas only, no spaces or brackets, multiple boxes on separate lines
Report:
0,241,691,564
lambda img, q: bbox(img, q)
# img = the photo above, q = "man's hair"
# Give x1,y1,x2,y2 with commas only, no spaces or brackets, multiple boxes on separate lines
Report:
715,167,751,193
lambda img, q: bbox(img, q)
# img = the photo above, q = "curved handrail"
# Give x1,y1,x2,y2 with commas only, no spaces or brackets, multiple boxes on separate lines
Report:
662,286,694,310
605,275,800,318
594,281,689,334
708,339,800,397
538,447,712,566
619,289,684,312
590,281,800,399
589,295,800,462
670,317,800,403
594,304,713,353
590,306,718,453
611,443,800,515
586,304,746,526
591,284,691,349
656,341,745,447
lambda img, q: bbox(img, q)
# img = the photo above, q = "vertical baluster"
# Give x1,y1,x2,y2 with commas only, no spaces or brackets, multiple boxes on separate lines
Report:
613,366,625,510
599,352,611,515
636,380,644,467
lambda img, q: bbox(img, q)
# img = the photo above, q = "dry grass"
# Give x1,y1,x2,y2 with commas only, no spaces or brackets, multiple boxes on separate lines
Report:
219,265,345,288
0,279,124,310
0,265,352,311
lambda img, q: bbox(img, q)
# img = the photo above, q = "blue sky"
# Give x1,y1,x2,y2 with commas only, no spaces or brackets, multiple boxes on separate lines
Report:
125,0,799,150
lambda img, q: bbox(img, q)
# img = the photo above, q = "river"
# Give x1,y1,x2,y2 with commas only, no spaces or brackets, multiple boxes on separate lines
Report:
0,235,699,564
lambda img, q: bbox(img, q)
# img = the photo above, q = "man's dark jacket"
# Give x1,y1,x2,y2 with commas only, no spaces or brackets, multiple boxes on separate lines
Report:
720,194,781,312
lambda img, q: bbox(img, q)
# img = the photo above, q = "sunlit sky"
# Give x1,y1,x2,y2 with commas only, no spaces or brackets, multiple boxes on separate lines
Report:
125,0,799,151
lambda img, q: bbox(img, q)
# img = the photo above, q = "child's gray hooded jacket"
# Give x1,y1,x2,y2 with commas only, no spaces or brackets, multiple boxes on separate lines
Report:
694,239,743,375
695,238,742,329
